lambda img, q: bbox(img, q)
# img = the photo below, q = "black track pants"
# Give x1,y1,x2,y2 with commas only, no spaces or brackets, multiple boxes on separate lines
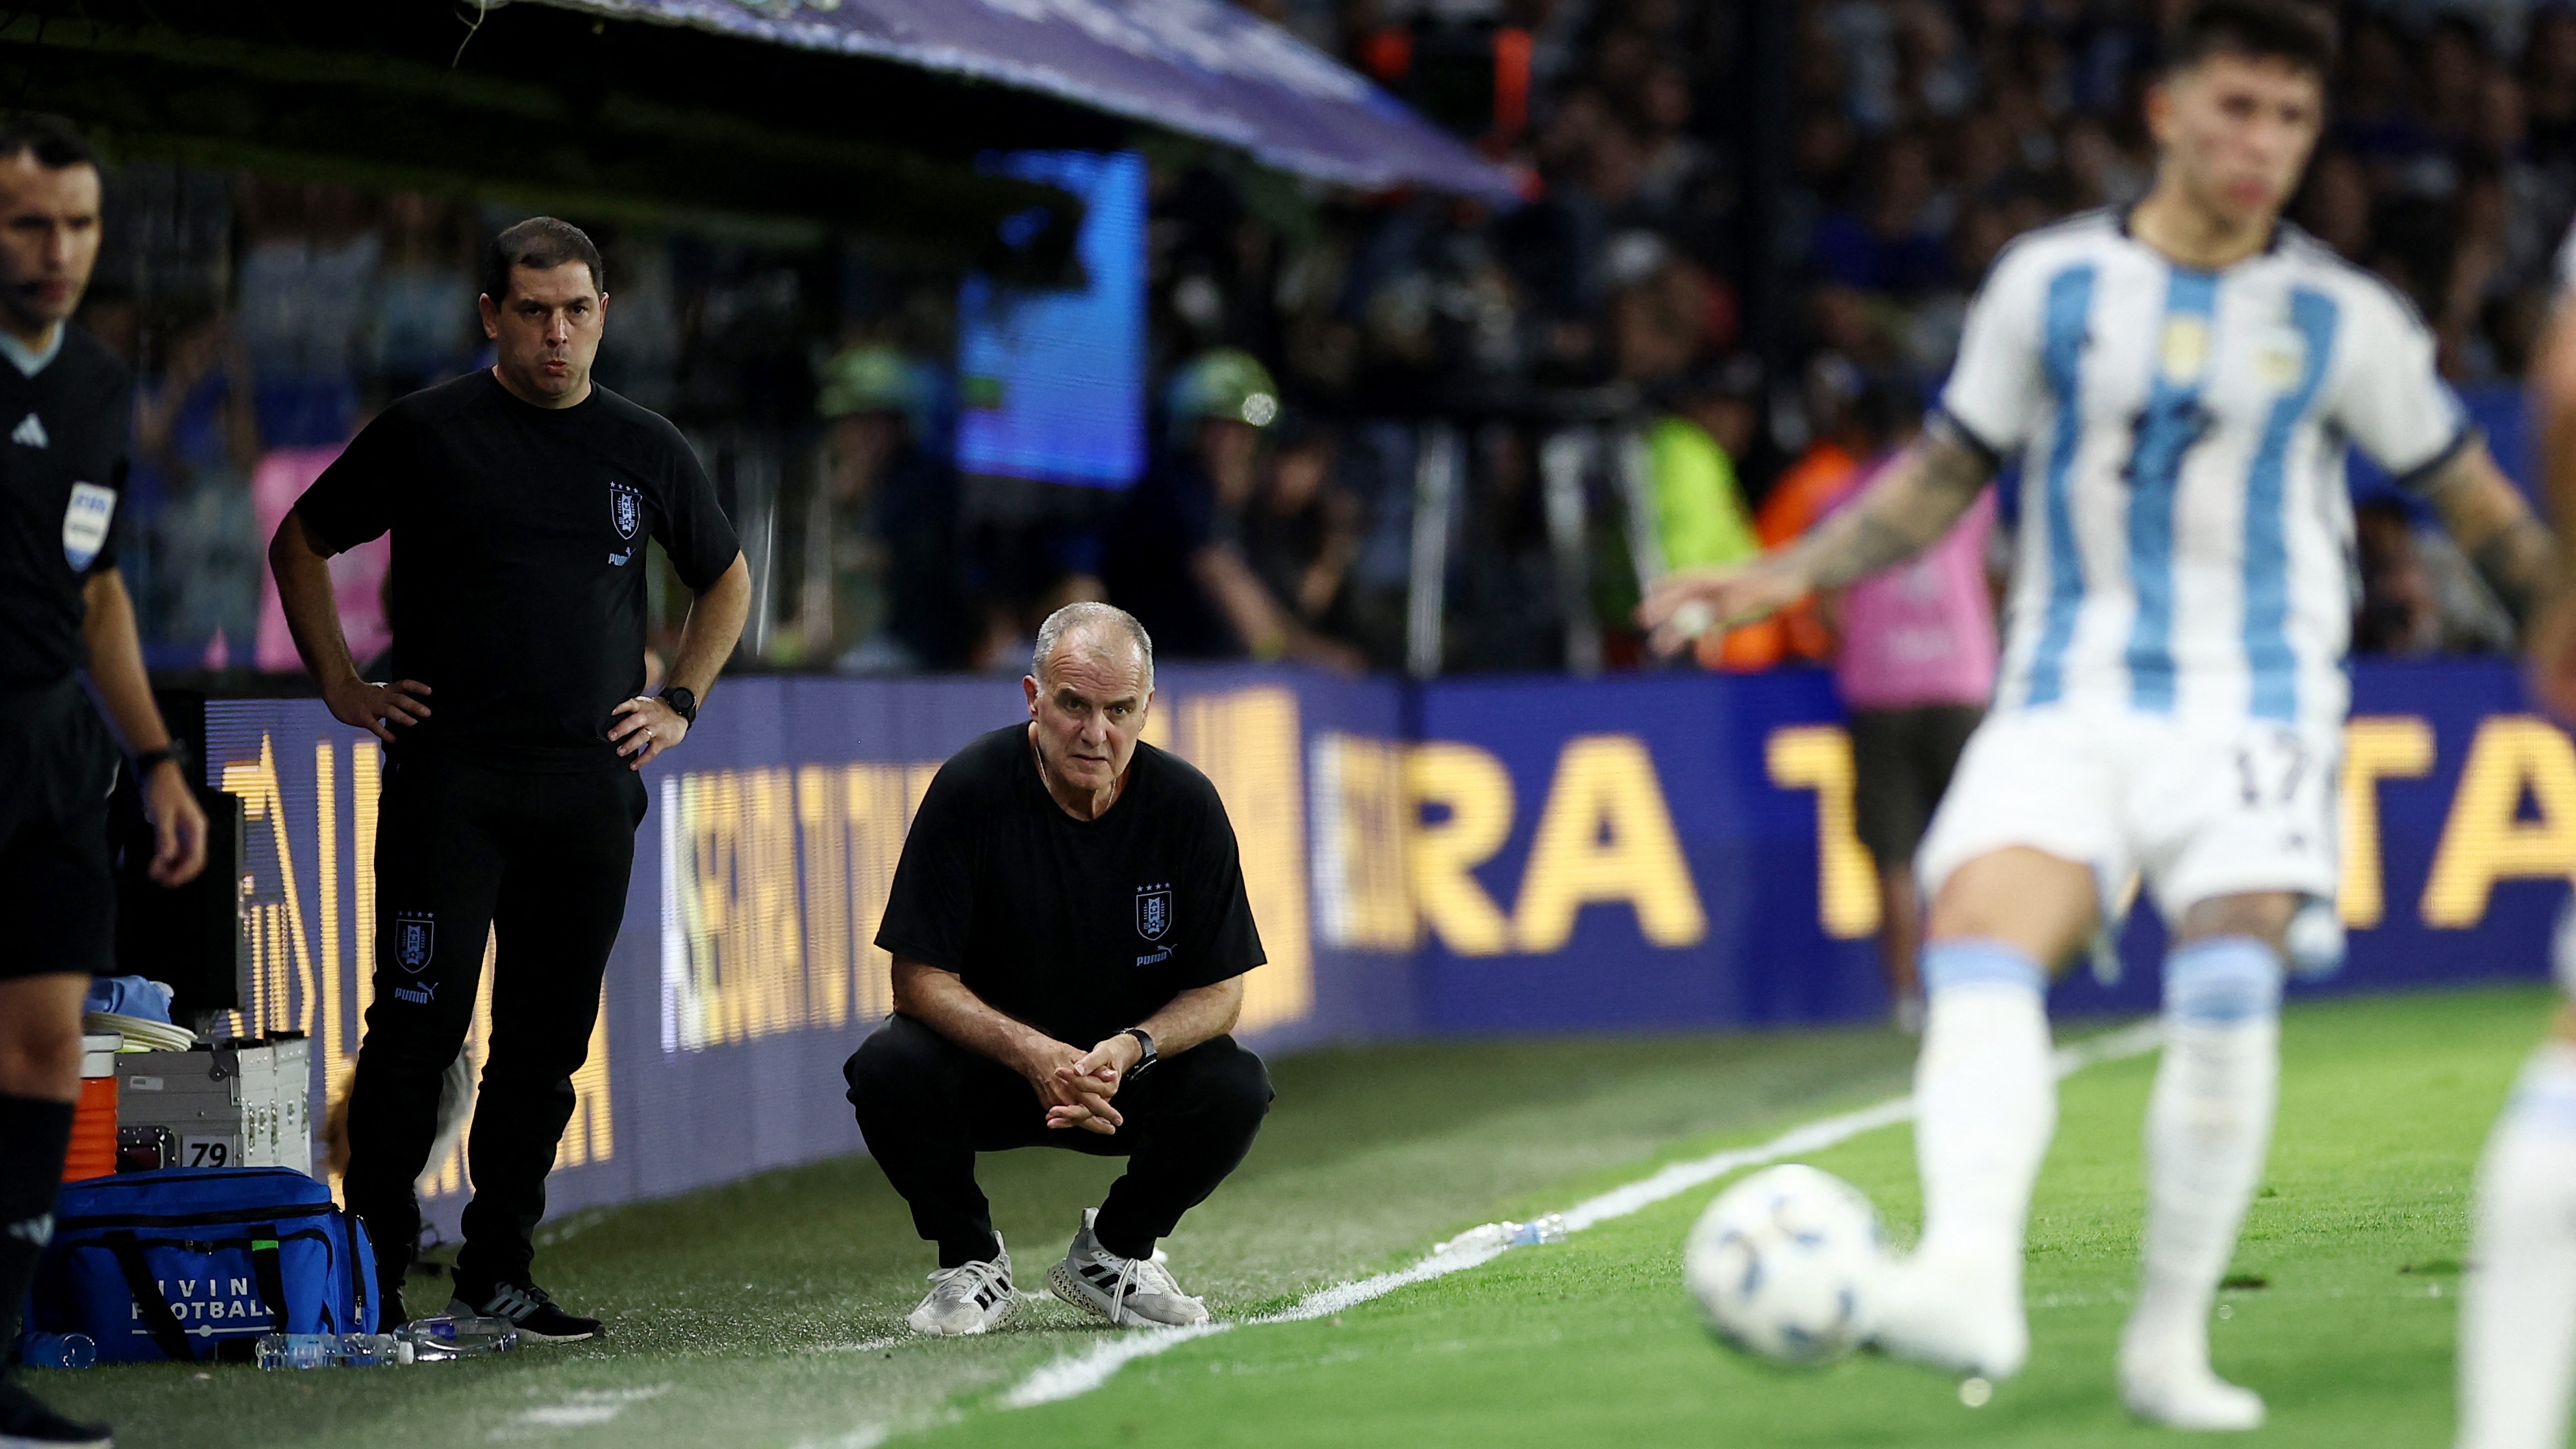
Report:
342,751,644,1297
844,1013,1272,1266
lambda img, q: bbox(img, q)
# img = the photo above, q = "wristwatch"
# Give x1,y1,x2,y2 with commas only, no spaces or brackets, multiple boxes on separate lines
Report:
657,685,699,725
1119,1027,1158,1078
132,740,194,781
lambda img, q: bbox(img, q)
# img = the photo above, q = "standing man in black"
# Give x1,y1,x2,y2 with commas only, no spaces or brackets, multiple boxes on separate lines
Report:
0,114,207,1449
271,217,749,1340
845,601,1273,1336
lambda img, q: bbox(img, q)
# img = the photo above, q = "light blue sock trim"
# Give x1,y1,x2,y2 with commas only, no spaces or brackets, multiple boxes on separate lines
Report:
2164,937,2282,1024
1923,939,2046,997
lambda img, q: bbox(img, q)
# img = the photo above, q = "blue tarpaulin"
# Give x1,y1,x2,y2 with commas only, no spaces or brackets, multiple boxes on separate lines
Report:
527,0,1521,201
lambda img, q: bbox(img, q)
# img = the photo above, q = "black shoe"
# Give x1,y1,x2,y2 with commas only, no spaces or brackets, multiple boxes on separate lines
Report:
377,1283,409,1331
0,1380,113,1449
449,1279,601,1342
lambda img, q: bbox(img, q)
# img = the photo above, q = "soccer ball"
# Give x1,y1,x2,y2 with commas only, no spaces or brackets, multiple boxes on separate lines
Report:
1684,1163,1887,1365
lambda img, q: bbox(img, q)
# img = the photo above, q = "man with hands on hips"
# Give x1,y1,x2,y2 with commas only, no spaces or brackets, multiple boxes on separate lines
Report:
845,601,1274,1335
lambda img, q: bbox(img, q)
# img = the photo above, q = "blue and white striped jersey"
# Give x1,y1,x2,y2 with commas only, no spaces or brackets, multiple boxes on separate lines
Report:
1938,208,2470,736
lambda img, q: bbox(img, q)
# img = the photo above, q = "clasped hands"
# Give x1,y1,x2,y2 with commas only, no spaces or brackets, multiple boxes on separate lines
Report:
1020,1032,1145,1136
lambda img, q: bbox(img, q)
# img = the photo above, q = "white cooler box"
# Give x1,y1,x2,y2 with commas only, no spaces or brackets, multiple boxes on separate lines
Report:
116,1037,312,1175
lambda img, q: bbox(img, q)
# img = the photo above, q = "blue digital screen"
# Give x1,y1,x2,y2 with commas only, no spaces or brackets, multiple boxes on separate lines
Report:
954,151,1147,489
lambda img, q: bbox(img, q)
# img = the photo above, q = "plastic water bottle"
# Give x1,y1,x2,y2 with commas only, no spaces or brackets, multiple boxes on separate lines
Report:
18,1333,95,1370
396,1315,519,1360
255,1333,339,1370
336,1333,412,1367
1510,1213,1569,1246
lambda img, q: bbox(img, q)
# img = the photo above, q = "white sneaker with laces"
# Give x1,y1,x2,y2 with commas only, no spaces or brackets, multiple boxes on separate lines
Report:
2122,1347,2266,1431
905,1237,1016,1337
1047,1209,1210,1328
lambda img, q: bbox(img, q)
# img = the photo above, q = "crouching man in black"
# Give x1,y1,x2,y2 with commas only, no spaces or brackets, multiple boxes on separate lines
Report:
845,601,1273,1334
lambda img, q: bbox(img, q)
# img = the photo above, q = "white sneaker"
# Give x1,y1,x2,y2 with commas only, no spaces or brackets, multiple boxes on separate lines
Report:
1869,1250,2029,1380
1047,1209,1211,1328
905,1238,1016,1336
2122,1348,2266,1431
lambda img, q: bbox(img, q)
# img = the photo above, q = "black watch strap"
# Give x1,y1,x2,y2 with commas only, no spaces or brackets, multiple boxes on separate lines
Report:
657,686,699,725
133,741,193,779
1120,1027,1158,1076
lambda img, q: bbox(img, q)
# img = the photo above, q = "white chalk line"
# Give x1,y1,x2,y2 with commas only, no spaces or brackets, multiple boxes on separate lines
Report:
975,1016,2165,1415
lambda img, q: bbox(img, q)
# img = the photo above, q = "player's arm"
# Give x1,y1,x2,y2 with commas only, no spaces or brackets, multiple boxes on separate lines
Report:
81,570,205,886
610,551,750,770
2526,292,2576,720
1053,976,1247,1134
1635,420,1996,655
891,956,1127,1133
2415,440,2558,632
269,507,431,746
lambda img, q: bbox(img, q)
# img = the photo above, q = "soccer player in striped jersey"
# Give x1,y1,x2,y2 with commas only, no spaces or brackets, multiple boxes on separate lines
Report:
1644,1,2557,1430
2454,222,2576,1449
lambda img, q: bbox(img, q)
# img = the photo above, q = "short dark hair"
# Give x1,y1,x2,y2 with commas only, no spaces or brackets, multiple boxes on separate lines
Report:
0,113,95,171
482,216,604,304
2164,0,2339,80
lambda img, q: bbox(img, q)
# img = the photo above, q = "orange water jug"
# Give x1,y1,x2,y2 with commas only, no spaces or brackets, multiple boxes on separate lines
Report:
63,1034,119,1181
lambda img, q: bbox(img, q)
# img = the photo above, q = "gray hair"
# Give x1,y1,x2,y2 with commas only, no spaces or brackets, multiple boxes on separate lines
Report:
1031,601,1155,691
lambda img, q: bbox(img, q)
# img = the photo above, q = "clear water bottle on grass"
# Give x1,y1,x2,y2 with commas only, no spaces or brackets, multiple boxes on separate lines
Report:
396,1315,519,1359
19,1333,95,1370
255,1333,339,1370
1511,1213,1569,1246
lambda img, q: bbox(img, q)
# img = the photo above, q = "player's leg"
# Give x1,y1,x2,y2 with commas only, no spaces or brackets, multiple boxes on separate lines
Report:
448,769,642,1340
1049,1036,1271,1328
1871,845,2098,1379
0,704,121,1448
2120,888,2292,1431
843,1014,1036,1335
1869,705,2116,1380
2457,1000,2576,1449
342,753,503,1324
1848,709,1930,1029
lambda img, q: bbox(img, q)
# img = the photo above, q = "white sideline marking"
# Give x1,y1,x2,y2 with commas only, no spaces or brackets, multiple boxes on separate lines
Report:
989,1018,2162,1412
491,1385,669,1438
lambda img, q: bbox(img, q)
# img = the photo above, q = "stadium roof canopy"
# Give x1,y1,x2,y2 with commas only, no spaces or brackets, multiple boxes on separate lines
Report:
532,0,1519,202
0,0,1510,264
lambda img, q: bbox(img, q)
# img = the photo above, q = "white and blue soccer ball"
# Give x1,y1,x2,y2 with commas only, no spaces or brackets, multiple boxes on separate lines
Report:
1684,1163,1887,1365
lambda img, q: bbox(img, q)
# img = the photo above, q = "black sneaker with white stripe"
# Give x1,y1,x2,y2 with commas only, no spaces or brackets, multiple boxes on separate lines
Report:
449,1278,602,1342
0,1379,113,1449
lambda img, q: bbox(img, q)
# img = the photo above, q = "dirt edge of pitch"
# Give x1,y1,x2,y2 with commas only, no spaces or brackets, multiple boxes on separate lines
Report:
867,1018,2164,1439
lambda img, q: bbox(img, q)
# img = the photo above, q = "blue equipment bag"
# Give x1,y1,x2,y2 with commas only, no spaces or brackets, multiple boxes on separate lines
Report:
27,1166,377,1363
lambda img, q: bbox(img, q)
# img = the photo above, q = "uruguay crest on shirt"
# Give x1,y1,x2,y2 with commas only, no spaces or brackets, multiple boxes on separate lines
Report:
608,480,640,540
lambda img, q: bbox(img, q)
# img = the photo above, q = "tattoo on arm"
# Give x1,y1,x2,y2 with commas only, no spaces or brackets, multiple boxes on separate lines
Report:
2422,445,2559,631
2471,518,2556,628
1786,426,1995,591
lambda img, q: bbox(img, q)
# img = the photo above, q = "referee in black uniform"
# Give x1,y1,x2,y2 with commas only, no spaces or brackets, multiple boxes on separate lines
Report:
845,602,1273,1336
272,217,748,1339
0,115,206,1449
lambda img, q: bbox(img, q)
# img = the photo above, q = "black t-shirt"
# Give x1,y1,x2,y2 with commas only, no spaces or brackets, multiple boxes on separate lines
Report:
876,724,1265,1048
295,372,740,770
0,326,129,690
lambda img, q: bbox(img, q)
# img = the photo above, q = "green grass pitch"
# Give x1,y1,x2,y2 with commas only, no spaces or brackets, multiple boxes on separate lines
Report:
36,985,2545,1448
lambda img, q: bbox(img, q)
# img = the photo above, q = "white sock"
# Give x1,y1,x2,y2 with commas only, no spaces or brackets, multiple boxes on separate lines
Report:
2124,936,2281,1380
1912,940,2057,1280
2458,1042,2576,1449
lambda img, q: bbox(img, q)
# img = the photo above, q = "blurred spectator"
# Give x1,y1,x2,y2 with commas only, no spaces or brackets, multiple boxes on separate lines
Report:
1240,416,1366,646
134,307,263,665
786,344,969,674
1823,400,1997,1032
1642,357,1764,582
253,394,390,675
1103,349,1364,671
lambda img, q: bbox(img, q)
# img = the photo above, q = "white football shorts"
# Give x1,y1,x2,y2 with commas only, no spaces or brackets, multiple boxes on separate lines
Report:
1915,702,2341,924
